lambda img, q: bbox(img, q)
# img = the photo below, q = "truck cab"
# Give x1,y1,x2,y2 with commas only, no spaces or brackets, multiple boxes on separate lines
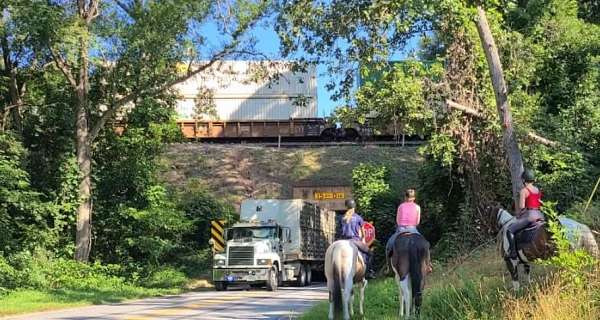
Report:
213,220,292,291
212,199,336,291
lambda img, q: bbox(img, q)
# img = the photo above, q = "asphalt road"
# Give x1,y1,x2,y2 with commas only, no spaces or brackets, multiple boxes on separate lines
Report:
3,285,327,320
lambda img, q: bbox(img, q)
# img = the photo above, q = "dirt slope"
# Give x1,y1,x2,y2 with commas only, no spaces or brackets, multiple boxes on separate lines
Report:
160,143,423,209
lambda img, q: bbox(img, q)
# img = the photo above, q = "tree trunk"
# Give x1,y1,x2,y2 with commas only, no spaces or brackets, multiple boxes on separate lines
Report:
74,96,92,262
1,35,23,132
74,32,92,262
475,6,524,209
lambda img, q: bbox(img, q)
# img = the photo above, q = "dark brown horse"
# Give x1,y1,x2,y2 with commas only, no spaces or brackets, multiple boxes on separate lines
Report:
493,206,598,290
389,233,431,318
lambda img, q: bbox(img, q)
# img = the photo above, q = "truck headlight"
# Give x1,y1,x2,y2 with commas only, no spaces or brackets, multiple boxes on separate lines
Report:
257,258,272,266
214,259,226,267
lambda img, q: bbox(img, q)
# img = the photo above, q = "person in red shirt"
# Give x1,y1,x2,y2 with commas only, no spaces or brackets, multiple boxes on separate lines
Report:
506,168,545,259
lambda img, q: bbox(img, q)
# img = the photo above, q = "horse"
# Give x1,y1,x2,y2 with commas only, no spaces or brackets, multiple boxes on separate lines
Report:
389,233,431,318
493,207,599,290
324,240,368,320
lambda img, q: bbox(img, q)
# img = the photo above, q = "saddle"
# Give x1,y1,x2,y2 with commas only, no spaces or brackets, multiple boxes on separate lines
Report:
515,220,546,245
509,220,554,260
398,231,421,238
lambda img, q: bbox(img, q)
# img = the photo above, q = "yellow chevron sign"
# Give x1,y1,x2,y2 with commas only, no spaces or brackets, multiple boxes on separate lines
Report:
211,220,226,252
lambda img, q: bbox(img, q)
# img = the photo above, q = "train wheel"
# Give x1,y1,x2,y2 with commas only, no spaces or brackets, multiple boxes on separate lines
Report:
344,128,360,141
320,128,336,142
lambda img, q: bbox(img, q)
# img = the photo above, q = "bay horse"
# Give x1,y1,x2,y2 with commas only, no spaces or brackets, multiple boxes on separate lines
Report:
325,240,367,320
494,207,599,290
390,233,431,318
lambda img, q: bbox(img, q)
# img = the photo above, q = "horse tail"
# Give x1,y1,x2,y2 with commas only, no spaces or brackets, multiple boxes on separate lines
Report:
409,236,428,307
332,248,344,318
581,228,599,258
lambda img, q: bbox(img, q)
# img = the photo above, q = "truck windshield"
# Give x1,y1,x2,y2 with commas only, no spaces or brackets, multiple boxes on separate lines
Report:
229,227,276,241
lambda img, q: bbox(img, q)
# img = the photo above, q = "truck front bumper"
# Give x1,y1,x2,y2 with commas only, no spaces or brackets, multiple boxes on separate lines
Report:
213,268,270,284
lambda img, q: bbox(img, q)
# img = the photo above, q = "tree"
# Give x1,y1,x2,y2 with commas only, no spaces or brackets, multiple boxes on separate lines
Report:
474,6,523,206
0,2,47,133
26,0,269,261
276,1,529,207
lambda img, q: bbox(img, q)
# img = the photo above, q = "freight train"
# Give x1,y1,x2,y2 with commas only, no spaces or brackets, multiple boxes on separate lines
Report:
118,61,410,142
171,61,374,141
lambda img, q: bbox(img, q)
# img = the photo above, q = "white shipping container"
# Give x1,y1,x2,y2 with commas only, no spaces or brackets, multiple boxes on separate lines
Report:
173,61,318,121
239,199,336,260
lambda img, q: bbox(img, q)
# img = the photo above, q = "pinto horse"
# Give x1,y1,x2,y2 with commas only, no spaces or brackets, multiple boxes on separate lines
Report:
325,240,368,320
390,233,431,318
494,207,599,290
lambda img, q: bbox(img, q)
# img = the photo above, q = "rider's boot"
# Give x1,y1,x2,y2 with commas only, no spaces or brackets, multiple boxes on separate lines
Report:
366,254,376,279
366,268,376,279
506,231,518,259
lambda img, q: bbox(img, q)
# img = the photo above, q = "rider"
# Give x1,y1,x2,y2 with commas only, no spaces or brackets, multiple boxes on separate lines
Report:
386,188,421,257
506,168,545,259
340,199,375,279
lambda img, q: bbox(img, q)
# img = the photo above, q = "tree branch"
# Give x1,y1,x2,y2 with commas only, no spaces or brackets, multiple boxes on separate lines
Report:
48,46,77,88
89,0,269,142
446,99,560,148
445,99,485,118
89,48,233,142
525,132,560,148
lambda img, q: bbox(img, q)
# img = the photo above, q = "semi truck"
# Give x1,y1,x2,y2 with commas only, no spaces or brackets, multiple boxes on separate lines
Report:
212,199,337,291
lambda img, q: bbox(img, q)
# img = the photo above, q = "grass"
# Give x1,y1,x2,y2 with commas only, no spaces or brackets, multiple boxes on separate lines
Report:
301,245,600,320
0,286,181,316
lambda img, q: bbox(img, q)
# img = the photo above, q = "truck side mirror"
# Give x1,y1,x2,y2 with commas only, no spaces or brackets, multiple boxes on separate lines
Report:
285,228,291,243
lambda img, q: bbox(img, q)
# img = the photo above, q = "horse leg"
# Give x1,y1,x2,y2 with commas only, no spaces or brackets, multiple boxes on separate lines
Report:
328,291,334,320
504,257,520,290
359,279,367,316
394,272,404,318
343,282,353,320
401,275,412,317
523,263,532,285
349,287,354,317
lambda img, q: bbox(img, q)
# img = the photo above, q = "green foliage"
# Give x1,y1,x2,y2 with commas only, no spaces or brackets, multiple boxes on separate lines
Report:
143,267,188,289
420,133,457,167
352,163,391,214
0,252,183,316
348,60,432,137
351,163,400,267
541,202,597,286
0,256,18,291
0,134,58,254
94,185,192,267
177,182,236,250
568,200,600,231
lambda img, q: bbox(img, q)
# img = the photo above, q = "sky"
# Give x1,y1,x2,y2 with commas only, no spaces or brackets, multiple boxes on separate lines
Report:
201,21,419,117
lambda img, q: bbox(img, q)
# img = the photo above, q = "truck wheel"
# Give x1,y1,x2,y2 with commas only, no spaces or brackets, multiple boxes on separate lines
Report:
304,265,312,286
296,264,306,287
266,267,278,291
214,281,227,291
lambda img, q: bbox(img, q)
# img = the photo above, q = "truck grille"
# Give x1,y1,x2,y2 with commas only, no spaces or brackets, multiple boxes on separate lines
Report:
228,246,254,266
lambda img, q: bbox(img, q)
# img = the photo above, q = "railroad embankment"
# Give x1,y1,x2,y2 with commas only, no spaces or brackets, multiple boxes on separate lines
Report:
160,143,423,210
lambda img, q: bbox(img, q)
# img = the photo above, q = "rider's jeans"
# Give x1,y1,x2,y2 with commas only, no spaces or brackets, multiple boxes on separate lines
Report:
507,209,545,234
386,226,420,255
